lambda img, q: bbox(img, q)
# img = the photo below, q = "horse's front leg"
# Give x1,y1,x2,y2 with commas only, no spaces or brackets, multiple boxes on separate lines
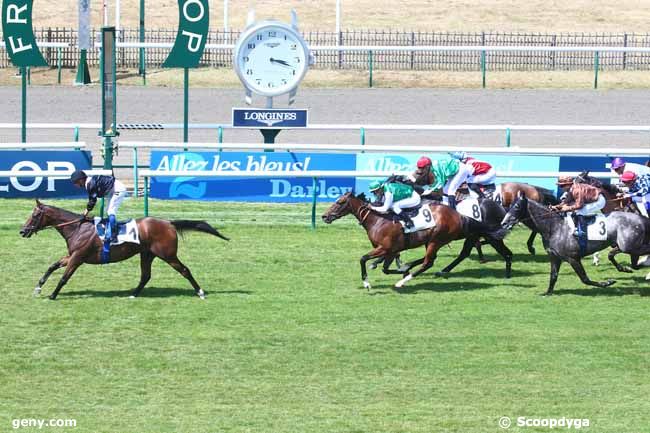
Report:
437,237,476,277
48,255,84,300
34,256,69,296
360,247,387,289
566,257,616,288
526,230,537,255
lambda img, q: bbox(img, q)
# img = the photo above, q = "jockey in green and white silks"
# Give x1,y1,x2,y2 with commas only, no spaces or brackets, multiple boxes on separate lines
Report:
416,157,472,209
369,180,421,228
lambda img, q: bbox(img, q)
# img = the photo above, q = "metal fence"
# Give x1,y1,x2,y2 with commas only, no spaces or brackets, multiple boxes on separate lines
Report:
3,28,650,71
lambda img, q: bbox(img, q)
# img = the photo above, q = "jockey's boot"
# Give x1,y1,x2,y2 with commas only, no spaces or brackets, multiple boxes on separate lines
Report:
108,214,118,244
468,183,484,198
401,213,415,229
575,214,588,256
447,195,457,210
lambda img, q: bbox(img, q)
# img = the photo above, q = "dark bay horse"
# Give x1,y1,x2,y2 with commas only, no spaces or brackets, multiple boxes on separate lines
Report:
501,193,650,295
20,200,228,300
411,166,558,256
322,192,509,289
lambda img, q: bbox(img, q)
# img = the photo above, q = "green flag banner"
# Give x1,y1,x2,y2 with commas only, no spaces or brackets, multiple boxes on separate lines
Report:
162,0,209,68
1,0,47,66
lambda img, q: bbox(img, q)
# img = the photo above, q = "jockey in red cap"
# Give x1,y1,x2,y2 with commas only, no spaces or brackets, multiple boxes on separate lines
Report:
610,157,650,182
619,171,650,217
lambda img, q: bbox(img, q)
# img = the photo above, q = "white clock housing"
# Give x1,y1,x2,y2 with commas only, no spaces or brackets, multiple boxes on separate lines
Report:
233,18,311,99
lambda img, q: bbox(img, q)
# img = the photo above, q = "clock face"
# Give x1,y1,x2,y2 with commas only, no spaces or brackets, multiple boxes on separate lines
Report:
235,23,309,97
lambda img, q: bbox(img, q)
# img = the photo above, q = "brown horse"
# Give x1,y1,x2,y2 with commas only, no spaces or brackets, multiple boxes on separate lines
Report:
20,200,228,300
322,192,508,289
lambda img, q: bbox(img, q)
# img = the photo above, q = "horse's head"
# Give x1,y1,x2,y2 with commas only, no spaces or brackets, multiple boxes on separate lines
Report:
20,200,50,238
501,191,528,230
322,191,366,224
412,167,433,187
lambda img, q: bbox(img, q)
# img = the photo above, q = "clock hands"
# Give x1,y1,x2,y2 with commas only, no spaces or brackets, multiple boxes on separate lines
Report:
270,57,292,68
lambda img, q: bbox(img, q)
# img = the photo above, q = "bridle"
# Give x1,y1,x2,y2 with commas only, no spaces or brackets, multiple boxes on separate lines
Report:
24,207,86,235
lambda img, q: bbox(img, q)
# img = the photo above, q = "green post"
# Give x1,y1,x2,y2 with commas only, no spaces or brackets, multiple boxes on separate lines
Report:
368,50,373,88
74,126,80,142
143,176,149,216
57,48,62,84
311,177,318,230
594,51,600,89
481,50,486,89
133,148,139,198
21,66,26,143
75,49,91,85
218,126,223,151
184,67,189,147
27,66,31,85
360,127,366,146
505,128,511,147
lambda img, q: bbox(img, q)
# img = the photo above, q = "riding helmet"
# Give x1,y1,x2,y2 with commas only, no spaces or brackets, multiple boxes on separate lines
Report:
70,170,87,183
368,180,384,191
611,157,626,169
416,156,432,168
620,171,637,183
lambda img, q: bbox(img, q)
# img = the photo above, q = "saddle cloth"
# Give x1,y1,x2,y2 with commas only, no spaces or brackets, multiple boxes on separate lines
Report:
467,184,503,204
565,214,608,241
399,204,437,234
94,218,140,245
456,198,483,222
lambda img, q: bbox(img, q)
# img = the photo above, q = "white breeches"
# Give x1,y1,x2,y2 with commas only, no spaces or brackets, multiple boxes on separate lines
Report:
442,163,472,196
575,194,606,216
391,191,421,214
106,180,127,216
631,194,650,217
467,168,497,185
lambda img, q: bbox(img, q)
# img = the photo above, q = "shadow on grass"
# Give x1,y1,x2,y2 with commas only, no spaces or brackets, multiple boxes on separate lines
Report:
550,281,650,297
60,286,253,299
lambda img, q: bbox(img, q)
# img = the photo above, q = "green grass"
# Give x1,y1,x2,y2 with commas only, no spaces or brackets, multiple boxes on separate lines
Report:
1,198,650,433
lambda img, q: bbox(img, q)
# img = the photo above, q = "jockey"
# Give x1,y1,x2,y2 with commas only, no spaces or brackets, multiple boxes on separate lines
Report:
369,179,421,228
552,176,606,254
415,156,472,209
449,151,497,197
619,171,650,217
71,170,127,243
611,157,650,184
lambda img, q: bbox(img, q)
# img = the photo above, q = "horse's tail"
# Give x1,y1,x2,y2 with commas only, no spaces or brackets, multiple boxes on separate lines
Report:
534,186,559,205
462,216,508,241
171,220,230,241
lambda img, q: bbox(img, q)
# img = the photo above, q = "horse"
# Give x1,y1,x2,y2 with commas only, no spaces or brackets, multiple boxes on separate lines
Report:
20,200,229,300
501,193,650,295
411,166,557,256
321,192,509,289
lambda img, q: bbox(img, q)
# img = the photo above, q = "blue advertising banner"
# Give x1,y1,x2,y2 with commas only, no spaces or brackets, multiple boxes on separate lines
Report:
232,108,308,128
150,151,355,202
355,153,560,194
0,151,92,198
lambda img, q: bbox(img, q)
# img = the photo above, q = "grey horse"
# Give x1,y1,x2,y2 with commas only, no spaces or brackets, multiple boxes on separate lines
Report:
501,192,650,295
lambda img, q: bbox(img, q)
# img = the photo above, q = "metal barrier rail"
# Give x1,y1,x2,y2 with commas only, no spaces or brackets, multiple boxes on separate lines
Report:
0,142,86,149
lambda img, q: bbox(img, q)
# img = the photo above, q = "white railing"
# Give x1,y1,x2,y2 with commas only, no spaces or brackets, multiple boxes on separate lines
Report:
0,142,86,150
0,169,111,177
120,141,650,157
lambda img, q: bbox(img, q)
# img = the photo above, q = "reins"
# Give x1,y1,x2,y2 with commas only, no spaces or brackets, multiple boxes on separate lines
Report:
35,217,87,233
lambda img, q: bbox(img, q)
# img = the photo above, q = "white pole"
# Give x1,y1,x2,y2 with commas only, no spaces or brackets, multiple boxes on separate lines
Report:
224,0,229,32
103,0,109,27
335,0,341,34
115,0,121,32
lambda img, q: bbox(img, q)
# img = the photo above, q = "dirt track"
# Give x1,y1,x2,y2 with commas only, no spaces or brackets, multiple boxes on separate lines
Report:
1,87,649,171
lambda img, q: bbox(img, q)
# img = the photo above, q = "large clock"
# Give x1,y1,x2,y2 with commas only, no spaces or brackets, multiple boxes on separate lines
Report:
233,15,311,99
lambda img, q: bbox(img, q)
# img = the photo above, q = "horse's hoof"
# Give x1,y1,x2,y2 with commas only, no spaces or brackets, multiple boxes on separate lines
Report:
33,287,42,297
369,263,378,270
395,274,412,288
129,295,137,299
479,259,490,264
621,266,634,274
542,292,553,297
603,279,616,287
435,271,449,278
528,248,536,256
645,272,650,281
48,295,57,300
362,280,372,290
197,290,206,300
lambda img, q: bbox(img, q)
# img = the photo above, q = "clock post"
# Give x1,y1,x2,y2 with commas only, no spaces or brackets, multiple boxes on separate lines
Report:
232,10,314,145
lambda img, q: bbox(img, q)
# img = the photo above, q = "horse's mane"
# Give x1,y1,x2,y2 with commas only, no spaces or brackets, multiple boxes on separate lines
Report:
41,203,84,220
526,198,563,220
